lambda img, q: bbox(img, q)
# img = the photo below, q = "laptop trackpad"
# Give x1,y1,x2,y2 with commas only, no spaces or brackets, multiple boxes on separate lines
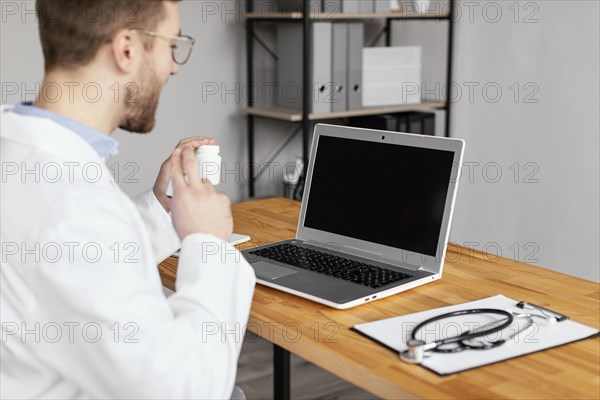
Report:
252,261,298,280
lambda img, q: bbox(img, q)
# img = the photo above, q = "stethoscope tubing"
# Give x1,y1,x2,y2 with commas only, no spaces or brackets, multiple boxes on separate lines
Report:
410,308,514,350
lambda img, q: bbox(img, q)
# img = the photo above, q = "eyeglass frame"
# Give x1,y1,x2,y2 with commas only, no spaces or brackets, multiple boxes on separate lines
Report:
130,29,196,65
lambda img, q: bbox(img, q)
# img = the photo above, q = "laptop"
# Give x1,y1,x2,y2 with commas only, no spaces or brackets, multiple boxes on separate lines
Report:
243,124,465,309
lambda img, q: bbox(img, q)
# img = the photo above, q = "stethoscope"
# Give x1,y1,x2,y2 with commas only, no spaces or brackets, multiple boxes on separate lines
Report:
400,307,556,364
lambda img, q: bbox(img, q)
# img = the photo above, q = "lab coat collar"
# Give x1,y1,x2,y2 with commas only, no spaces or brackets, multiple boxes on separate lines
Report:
1,105,110,165
11,102,119,159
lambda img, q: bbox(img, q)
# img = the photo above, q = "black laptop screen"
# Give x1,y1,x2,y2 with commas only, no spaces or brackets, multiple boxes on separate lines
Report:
303,135,455,257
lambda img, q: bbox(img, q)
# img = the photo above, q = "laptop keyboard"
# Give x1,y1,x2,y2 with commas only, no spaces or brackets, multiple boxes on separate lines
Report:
248,243,413,289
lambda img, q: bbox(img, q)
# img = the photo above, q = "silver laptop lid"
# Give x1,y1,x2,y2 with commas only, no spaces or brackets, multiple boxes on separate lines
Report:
296,124,465,274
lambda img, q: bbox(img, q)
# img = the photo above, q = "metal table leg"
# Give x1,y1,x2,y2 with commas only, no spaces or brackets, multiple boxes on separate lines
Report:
274,344,291,400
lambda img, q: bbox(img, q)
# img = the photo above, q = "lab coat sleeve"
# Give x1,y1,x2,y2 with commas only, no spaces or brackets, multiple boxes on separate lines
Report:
131,189,180,263
26,184,256,399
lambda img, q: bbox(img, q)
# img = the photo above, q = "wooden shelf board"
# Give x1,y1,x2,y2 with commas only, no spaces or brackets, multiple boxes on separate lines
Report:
242,102,446,122
243,11,303,20
241,106,304,122
243,11,449,20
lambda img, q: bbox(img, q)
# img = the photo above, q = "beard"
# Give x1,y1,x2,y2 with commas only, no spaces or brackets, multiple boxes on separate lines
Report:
119,62,162,134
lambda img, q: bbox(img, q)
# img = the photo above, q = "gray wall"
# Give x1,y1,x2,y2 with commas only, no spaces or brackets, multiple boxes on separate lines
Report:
449,0,599,282
1,0,598,281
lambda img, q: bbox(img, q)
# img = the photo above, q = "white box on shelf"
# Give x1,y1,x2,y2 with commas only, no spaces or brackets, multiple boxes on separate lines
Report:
362,46,422,107
363,46,421,66
362,66,420,86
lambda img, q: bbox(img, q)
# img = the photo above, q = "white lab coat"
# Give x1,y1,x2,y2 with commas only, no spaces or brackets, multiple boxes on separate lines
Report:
0,106,256,399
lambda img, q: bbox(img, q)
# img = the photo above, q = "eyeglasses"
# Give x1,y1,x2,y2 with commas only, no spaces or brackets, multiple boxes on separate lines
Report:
131,29,195,65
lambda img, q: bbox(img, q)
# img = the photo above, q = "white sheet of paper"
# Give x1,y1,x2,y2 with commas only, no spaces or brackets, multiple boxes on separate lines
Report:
229,233,251,246
354,295,598,375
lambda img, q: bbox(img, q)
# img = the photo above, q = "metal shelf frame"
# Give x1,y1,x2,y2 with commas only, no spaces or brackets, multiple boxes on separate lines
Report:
245,1,455,198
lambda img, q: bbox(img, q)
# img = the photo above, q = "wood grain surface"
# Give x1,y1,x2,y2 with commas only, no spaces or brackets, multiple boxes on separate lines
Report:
158,198,600,399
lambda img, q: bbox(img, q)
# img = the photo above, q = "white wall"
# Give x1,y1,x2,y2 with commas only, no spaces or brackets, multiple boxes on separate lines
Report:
449,0,599,281
388,1,599,281
1,0,598,281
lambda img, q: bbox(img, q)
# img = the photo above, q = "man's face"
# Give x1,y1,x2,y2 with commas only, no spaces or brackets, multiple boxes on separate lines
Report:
120,1,181,133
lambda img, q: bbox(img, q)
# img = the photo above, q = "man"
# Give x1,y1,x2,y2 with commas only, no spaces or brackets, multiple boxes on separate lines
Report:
0,1,255,398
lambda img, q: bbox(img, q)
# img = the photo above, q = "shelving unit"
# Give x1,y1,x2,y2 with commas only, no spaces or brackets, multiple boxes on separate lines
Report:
245,1,455,197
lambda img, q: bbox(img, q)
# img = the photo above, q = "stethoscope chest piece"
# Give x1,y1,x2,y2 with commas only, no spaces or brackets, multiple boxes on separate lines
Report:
400,339,427,364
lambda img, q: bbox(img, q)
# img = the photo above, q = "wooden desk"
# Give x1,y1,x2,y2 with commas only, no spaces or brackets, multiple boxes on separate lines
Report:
159,198,600,399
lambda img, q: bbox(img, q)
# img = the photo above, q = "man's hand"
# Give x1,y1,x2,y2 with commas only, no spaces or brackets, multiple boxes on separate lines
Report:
153,137,216,212
169,147,233,241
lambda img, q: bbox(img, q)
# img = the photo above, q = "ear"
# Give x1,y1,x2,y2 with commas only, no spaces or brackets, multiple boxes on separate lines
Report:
110,29,137,74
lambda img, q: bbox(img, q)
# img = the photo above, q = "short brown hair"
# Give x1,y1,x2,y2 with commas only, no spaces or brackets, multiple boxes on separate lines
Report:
36,0,176,72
